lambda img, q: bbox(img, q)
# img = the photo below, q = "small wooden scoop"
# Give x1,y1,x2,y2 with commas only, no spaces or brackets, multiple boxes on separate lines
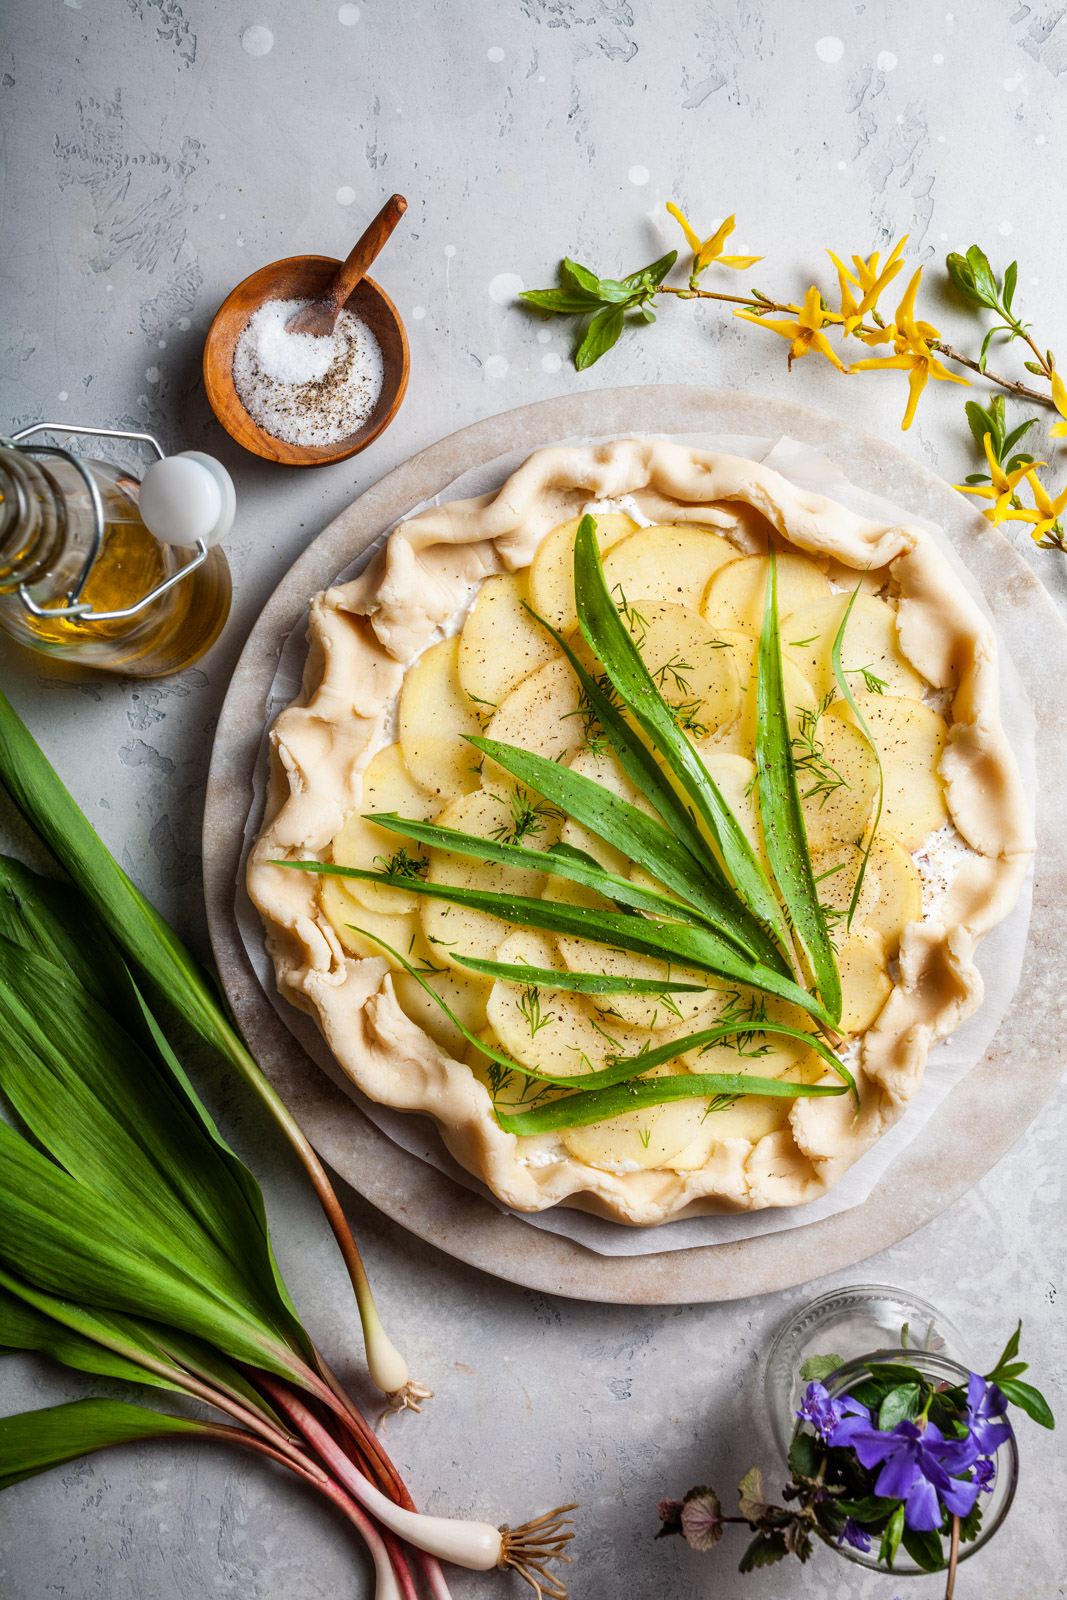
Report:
285,194,407,338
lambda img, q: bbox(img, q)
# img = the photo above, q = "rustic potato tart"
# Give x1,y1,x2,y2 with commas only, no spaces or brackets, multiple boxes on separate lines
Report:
248,440,1032,1225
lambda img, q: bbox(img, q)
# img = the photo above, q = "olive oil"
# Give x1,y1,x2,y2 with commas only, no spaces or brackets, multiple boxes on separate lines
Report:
0,448,231,677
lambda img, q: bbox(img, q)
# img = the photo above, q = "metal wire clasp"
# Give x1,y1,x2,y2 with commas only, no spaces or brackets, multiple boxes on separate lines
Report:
7,423,208,623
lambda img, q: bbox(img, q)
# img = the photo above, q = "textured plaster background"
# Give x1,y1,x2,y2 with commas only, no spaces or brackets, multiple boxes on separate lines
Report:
1,2,1066,1596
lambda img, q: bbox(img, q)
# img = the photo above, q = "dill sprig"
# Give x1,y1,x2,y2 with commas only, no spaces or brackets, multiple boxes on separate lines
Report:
791,693,850,809
372,845,429,881
489,786,563,845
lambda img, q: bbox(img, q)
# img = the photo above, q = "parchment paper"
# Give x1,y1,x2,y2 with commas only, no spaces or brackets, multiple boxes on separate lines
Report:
235,433,1036,1257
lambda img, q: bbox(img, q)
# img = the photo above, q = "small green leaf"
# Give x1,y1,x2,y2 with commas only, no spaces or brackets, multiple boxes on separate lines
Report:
946,252,982,306
996,1377,1055,1429
965,245,1000,306
1003,418,1036,455
964,399,998,453
987,1317,1022,1376
787,1430,822,1479
1003,259,1018,313
737,1466,771,1523
878,1382,923,1429
520,288,603,314
799,1353,844,1383
575,303,625,368
591,276,636,304
562,257,601,296
880,1502,906,1570
621,250,677,292
738,1530,789,1571
864,1361,928,1385
901,1527,946,1572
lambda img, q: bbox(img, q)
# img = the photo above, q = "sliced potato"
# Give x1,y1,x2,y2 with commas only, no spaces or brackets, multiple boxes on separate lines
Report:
601,524,740,609
456,571,561,713
421,788,557,971
838,927,892,1034
393,966,491,1059
567,744,656,815
487,931,646,1075
864,835,922,955
481,658,585,793
399,636,483,804
782,593,923,704
319,876,419,970
464,1025,573,1117
689,750,768,871
623,601,742,740
810,841,881,934
681,990,819,1081
702,552,831,636
528,512,637,633
812,836,921,958
797,714,880,853
560,1066,713,1171
827,694,949,849
706,629,817,759
332,743,436,914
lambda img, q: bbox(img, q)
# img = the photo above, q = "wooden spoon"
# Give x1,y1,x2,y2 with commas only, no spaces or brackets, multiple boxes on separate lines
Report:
285,194,407,338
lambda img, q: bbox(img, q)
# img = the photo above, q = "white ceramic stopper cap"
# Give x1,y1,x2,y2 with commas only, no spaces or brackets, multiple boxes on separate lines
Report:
138,452,236,548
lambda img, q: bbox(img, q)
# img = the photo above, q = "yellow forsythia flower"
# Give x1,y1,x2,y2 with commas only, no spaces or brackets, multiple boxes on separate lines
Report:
954,433,1041,524
1012,469,1067,542
666,203,763,283
828,237,908,336
736,285,848,372
1050,370,1067,439
851,268,969,429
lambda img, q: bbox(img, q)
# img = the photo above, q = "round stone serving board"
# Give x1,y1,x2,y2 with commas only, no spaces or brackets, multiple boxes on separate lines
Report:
203,385,1067,1305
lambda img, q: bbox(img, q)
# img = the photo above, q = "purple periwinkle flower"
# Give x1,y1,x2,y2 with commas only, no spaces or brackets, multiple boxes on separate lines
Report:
797,1381,869,1442
973,1455,997,1493
964,1372,1012,1454
837,1418,980,1532
836,1516,872,1553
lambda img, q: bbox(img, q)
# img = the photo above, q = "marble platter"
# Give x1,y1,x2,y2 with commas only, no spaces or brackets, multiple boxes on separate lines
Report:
203,385,1067,1305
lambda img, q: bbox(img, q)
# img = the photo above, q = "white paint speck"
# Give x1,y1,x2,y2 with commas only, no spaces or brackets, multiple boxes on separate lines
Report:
63,0,82,9
1030,276,1039,286
241,24,274,56
815,36,844,63
488,272,524,304
537,329,552,344
444,244,456,258
940,231,949,240
236,237,245,247
836,160,848,171
1035,134,1047,145
537,74,545,82
336,186,356,206
896,113,905,124
157,339,167,349
541,352,562,374
219,212,226,220
937,134,946,142
145,367,160,384
945,11,955,25
1004,70,1025,90
998,220,1013,236
106,284,114,292
412,305,426,320
628,164,650,186
338,3,360,22
485,355,509,381
178,317,191,331
933,52,944,64
487,45,505,62
877,50,898,71
58,391,69,401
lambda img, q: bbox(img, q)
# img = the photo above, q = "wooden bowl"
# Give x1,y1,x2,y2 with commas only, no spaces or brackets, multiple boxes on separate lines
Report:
202,255,409,467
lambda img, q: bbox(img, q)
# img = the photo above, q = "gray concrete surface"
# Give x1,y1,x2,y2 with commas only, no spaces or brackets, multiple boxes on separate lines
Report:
1,2,1065,1596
